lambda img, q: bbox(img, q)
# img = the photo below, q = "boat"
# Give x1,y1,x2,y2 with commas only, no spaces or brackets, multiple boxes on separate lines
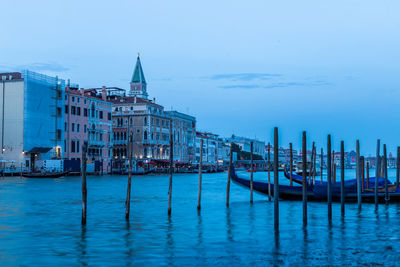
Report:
117,168,155,175
22,171,69,178
231,167,400,203
283,169,388,188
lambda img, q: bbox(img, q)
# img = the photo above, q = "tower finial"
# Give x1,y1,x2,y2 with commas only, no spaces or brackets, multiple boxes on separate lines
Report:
137,52,140,57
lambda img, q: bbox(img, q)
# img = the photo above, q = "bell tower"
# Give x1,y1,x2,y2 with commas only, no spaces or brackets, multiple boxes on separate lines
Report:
130,53,148,99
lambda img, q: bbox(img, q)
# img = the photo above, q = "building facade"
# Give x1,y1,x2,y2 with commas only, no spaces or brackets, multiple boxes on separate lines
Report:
0,71,65,171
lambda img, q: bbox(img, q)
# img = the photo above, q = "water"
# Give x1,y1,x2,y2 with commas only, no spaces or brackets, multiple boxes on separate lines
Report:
0,170,399,266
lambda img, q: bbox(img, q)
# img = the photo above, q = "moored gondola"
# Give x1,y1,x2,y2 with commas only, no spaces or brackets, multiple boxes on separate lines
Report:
22,171,69,178
232,167,400,203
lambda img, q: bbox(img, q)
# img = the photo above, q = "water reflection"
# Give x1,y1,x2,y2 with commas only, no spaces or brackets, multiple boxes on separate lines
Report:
124,221,133,266
78,225,88,266
165,216,174,265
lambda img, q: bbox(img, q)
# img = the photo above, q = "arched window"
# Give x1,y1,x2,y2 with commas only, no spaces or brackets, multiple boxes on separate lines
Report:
124,132,127,140
144,117,147,125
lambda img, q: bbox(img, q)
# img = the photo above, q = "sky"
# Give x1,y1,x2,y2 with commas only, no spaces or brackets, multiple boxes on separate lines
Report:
1,0,400,155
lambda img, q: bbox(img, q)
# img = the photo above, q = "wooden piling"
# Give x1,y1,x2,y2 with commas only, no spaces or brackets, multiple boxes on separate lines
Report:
268,142,271,201
250,141,254,204
313,145,316,184
302,131,307,226
333,164,336,184
289,143,293,187
81,141,88,225
226,143,233,207
309,142,314,185
197,139,203,210
356,140,361,210
361,156,365,192
366,162,370,189
384,144,388,204
327,135,332,223
340,141,345,217
374,139,380,206
332,150,335,183
320,148,323,183
397,146,400,190
125,134,133,220
274,127,279,230
168,121,173,216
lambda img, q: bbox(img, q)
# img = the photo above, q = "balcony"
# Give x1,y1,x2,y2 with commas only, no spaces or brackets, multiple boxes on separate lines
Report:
88,139,105,147
114,140,128,145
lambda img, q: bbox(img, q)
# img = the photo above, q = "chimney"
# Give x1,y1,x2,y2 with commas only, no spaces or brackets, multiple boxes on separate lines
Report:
153,97,155,103
80,88,85,96
101,86,107,100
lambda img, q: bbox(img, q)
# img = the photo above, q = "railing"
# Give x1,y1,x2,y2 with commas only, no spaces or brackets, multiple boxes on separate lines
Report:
114,140,127,145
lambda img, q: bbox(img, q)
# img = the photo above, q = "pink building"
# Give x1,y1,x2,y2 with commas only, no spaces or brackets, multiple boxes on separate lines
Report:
64,85,113,172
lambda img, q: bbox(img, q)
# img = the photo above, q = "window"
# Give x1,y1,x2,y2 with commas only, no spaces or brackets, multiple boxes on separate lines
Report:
77,140,80,153
77,107,81,116
71,106,76,115
57,129,61,140
65,105,68,114
77,98,80,103
84,99,87,104
144,117,147,125
84,125,87,133
100,133,103,141
56,107,61,117
77,124,80,133
84,108,88,117
72,96,75,102
130,106,133,110
71,123,75,132
99,111,103,119
144,131,148,140
71,140,75,153
108,112,111,120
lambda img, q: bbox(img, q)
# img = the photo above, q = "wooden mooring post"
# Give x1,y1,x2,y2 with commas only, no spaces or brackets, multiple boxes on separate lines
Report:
397,146,400,190
289,143,293,187
168,121,173,216
309,142,314,186
332,150,335,184
82,141,88,225
320,148,323,183
375,139,380,207
356,140,361,211
340,141,345,217
226,143,233,207
268,142,272,200
366,162,370,189
361,156,365,192
273,127,279,230
250,141,254,204
125,134,133,220
327,135,332,223
302,131,307,226
384,144,388,204
197,139,203,210
313,145,316,184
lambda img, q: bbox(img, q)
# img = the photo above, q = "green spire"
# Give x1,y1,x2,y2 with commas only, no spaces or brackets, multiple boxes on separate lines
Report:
131,53,146,85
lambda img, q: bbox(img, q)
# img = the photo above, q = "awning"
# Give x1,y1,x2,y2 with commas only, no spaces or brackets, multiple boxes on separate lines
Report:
28,147,52,154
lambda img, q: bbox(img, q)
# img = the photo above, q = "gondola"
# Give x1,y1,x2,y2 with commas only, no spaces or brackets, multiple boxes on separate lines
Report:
118,169,155,175
283,169,388,188
22,171,69,178
231,167,400,203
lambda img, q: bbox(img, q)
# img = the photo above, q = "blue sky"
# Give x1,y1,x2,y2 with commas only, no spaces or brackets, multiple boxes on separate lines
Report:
1,0,400,154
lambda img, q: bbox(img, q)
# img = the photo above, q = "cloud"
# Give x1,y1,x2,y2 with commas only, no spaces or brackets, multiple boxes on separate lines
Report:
209,73,282,81
0,62,70,73
221,80,331,90
17,62,70,72
220,84,262,89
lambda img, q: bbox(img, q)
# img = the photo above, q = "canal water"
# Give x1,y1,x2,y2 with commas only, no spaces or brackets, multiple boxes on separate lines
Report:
0,170,399,266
